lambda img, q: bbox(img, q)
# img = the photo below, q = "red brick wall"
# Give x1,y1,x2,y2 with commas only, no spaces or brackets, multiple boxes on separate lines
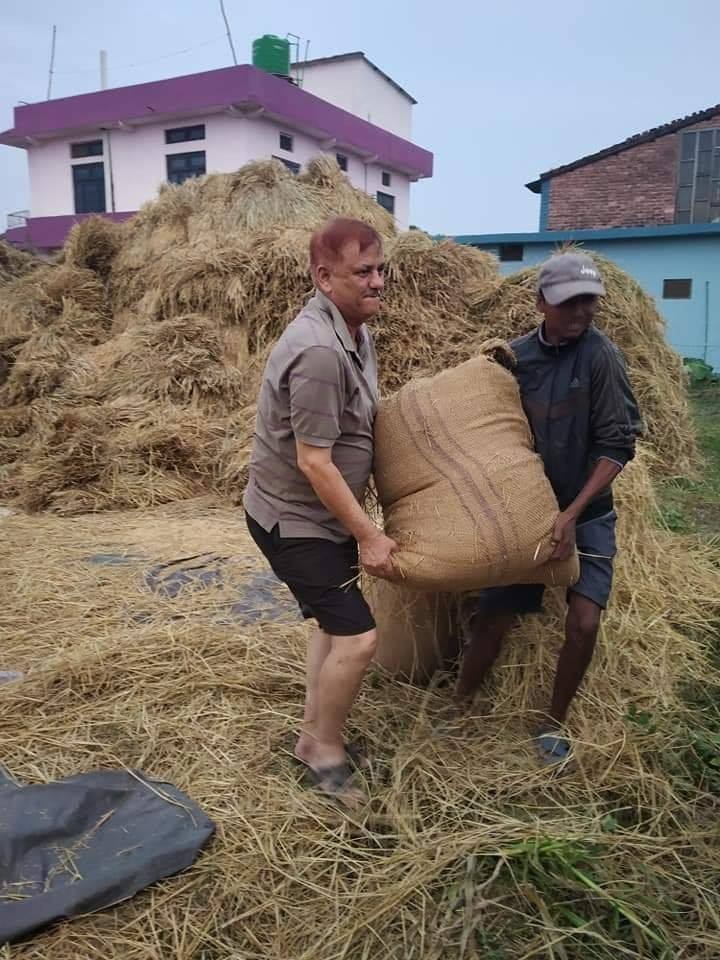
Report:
546,113,720,230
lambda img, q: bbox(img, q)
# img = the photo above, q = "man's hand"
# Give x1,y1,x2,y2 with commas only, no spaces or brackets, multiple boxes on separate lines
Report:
359,529,398,580
550,511,577,562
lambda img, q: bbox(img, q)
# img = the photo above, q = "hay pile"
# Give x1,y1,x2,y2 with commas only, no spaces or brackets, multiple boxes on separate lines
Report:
0,239,39,286
1,157,717,957
0,156,698,515
470,252,698,476
1,452,719,957
0,158,497,514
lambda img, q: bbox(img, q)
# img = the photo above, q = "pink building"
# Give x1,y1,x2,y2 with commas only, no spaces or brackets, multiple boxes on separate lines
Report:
1,52,433,249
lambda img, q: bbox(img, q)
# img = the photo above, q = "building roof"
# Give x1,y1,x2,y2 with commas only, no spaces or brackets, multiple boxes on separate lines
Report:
0,63,432,178
293,52,417,104
453,223,720,245
526,102,720,193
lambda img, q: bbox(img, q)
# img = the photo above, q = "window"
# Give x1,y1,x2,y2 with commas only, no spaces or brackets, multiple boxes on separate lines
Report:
166,151,206,185
376,191,395,215
73,162,106,213
336,153,348,172
498,243,524,262
381,171,391,187
273,155,300,175
165,124,205,144
279,132,293,152
663,278,692,299
676,129,720,223
71,140,103,158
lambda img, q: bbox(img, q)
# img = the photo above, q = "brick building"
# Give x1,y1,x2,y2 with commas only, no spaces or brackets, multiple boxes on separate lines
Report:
457,103,720,370
526,104,720,231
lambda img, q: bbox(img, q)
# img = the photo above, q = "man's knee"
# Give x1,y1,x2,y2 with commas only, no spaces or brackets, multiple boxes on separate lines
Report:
332,629,377,664
466,611,515,647
566,596,602,645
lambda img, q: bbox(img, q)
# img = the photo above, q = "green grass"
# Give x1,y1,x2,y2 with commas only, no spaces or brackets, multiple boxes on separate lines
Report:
657,383,720,538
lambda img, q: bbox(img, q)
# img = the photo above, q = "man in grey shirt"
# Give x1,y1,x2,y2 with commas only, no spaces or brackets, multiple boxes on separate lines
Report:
245,217,396,805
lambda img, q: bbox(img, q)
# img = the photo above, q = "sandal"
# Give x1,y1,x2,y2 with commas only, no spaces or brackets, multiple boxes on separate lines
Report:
535,729,572,766
345,740,372,772
303,762,366,807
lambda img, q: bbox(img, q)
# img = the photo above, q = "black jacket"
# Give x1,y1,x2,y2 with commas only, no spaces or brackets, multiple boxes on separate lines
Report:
511,323,642,522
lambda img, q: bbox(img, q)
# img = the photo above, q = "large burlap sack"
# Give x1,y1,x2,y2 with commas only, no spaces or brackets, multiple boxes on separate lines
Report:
373,351,579,591
366,578,458,683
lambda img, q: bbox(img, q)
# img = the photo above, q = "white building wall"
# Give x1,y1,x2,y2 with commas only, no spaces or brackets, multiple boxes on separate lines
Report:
25,110,413,228
364,164,410,230
28,139,76,217
299,59,413,139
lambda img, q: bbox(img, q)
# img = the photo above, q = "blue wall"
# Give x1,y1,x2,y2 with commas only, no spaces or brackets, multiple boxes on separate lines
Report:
468,235,720,370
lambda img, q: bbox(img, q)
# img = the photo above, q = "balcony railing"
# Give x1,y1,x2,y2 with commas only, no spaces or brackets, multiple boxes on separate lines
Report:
6,210,29,230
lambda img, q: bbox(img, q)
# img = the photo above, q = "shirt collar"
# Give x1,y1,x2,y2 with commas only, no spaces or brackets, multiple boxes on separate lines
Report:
538,322,554,347
313,289,363,356
538,321,592,350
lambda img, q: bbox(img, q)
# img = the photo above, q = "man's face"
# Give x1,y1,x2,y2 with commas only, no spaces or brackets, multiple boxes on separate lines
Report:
538,292,599,342
315,240,385,326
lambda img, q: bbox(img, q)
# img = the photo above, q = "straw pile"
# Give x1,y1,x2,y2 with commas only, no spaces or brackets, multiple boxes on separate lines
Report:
1,157,717,957
0,156,698,515
1,449,719,957
376,232,500,391
0,159,496,514
469,251,698,476
0,239,39,286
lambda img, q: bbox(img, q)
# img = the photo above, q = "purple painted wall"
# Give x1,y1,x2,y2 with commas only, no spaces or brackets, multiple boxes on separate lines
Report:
1,64,432,178
4,212,134,249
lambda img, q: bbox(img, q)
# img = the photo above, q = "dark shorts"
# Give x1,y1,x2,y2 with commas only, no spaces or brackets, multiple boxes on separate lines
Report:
245,513,376,637
470,510,618,619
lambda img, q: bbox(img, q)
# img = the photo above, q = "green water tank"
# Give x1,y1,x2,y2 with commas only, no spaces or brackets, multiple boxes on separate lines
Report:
252,35,291,77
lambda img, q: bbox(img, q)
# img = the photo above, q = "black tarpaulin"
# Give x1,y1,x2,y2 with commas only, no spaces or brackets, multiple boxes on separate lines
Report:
0,768,215,944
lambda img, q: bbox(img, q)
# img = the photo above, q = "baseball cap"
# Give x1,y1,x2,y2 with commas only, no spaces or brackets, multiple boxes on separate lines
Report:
537,253,606,305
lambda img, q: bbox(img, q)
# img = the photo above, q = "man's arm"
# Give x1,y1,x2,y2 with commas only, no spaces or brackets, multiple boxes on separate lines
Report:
296,442,396,578
288,345,396,579
550,341,641,562
550,459,620,561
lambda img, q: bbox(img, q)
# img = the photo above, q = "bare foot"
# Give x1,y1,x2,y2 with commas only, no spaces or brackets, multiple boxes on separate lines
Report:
294,731,346,770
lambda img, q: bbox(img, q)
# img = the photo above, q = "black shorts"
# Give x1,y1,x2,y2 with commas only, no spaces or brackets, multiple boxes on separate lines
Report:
468,510,618,619
245,513,376,637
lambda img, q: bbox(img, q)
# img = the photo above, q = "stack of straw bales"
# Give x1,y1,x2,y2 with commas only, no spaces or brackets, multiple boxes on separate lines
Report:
0,156,698,514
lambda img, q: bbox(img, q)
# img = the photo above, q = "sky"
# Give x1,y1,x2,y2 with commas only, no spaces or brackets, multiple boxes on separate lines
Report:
1,1,719,236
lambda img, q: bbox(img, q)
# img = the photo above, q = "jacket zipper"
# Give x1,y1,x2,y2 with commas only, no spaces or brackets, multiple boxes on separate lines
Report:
545,343,559,464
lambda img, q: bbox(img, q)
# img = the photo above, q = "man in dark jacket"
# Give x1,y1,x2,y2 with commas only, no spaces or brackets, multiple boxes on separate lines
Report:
456,252,642,763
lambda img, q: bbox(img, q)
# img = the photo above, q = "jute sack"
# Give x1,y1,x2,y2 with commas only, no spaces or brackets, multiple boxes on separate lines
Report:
366,578,458,683
373,350,580,592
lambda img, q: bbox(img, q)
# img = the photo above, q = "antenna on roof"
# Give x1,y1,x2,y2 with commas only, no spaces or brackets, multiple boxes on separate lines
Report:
46,24,57,100
218,0,238,66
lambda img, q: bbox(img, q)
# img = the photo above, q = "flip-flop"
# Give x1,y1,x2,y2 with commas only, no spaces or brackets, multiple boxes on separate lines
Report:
345,740,372,772
535,729,572,766
303,762,366,807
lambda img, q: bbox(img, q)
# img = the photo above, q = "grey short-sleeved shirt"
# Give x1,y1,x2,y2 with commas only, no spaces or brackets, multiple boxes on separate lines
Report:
243,290,379,542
